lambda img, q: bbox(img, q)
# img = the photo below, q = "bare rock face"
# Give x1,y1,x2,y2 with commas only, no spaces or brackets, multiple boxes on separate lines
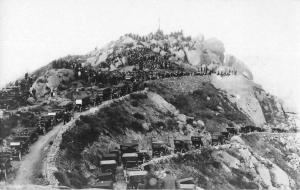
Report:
203,38,225,63
211,75,266,126
31,69,74,98
269,164,291,189
147,92,177,114
185,49,201,65
26,97,35,105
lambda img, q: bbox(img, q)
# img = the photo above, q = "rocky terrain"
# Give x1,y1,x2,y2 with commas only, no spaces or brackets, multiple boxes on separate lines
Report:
51,76,299,189
0,30,298,189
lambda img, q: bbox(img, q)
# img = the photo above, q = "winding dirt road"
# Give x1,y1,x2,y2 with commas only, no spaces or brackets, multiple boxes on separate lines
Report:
12,91,145,185
13,123,63,184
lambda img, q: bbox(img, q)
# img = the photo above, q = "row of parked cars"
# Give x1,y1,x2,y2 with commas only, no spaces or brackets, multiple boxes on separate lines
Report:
72,67,211,112
91,127,240,189
0,108,69,181
0,68,279,183
91,139,196,189
92,123,270,189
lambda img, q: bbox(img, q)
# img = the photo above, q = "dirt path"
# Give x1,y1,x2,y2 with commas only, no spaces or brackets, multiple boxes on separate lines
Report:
45,90,147,185
13,123,63,184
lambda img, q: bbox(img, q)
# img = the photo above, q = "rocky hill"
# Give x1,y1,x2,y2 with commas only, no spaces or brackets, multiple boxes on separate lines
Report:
26,30,253,98
21,30,291,129
0,31,298,189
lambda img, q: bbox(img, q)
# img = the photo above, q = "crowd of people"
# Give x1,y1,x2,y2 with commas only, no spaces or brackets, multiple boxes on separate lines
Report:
107,46,172,70
125,30,191,43
0,73,35,110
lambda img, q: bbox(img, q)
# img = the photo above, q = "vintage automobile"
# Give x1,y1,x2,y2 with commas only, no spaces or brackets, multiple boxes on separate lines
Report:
272,128,286,133
91,180,114,189
221,131,230,141
74,96,91,112
0,152,12,181
49,108,65,122
97,172,115,182
120,143,139,155
59,101,74,112
125,73,134,82
226,127,238,136
109,149,120,165
100,160,117,174
174,139,191,153
132,81,145,92
122,153,139,170
112,85,122,99
240,125,259,133
211,133,225,146
137,150,151,164
151,141,168,157
9,140,28,161
99,87,112,101
22,127,39,144
178,177,196,190
102,153,118,162
94,93,103,105
191,136,203,149
38,115,54,133
0,109,11,120
126,170,147,189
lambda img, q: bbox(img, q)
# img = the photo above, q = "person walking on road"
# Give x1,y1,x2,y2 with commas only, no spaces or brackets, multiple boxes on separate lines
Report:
63,111,69,125
160,170,180,190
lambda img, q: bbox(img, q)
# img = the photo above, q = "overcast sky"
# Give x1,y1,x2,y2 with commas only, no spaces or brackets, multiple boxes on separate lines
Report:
0,0,300,111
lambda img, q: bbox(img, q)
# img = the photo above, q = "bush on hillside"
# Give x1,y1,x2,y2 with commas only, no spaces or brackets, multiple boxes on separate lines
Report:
133,112,145,120
130,93,147,100
130,100,139,107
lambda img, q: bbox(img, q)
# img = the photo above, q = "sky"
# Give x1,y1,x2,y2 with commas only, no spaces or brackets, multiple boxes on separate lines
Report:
0,0,300,112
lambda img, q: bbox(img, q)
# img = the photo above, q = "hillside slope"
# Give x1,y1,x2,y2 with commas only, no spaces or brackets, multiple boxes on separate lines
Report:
51,76,298,189
154,133,299,190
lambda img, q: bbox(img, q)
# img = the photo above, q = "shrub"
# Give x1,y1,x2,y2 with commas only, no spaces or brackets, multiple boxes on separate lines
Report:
131,100,139,107
66,171,88,188
166,118,177,131
133,112,145,120
131,121,143,132
130,93,147,100
36,78,47,83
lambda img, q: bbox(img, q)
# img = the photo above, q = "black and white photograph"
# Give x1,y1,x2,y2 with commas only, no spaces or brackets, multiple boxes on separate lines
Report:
0,0,299,189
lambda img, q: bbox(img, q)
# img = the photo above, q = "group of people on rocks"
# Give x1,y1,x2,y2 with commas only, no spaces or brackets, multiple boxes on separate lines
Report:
125,29,191,43
107,46,172,71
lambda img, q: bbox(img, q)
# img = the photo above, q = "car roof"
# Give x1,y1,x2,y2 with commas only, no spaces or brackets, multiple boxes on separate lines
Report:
121,143,138,146
139,150,148,153
100,160,117,165
178,177,194,183
152,141,165,144
127,170,147,176
122,153,138,157
103,153,117,157
10,142,21,146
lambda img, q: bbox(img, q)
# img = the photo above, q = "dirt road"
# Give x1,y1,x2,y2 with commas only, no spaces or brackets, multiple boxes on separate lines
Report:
13,123,63,184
